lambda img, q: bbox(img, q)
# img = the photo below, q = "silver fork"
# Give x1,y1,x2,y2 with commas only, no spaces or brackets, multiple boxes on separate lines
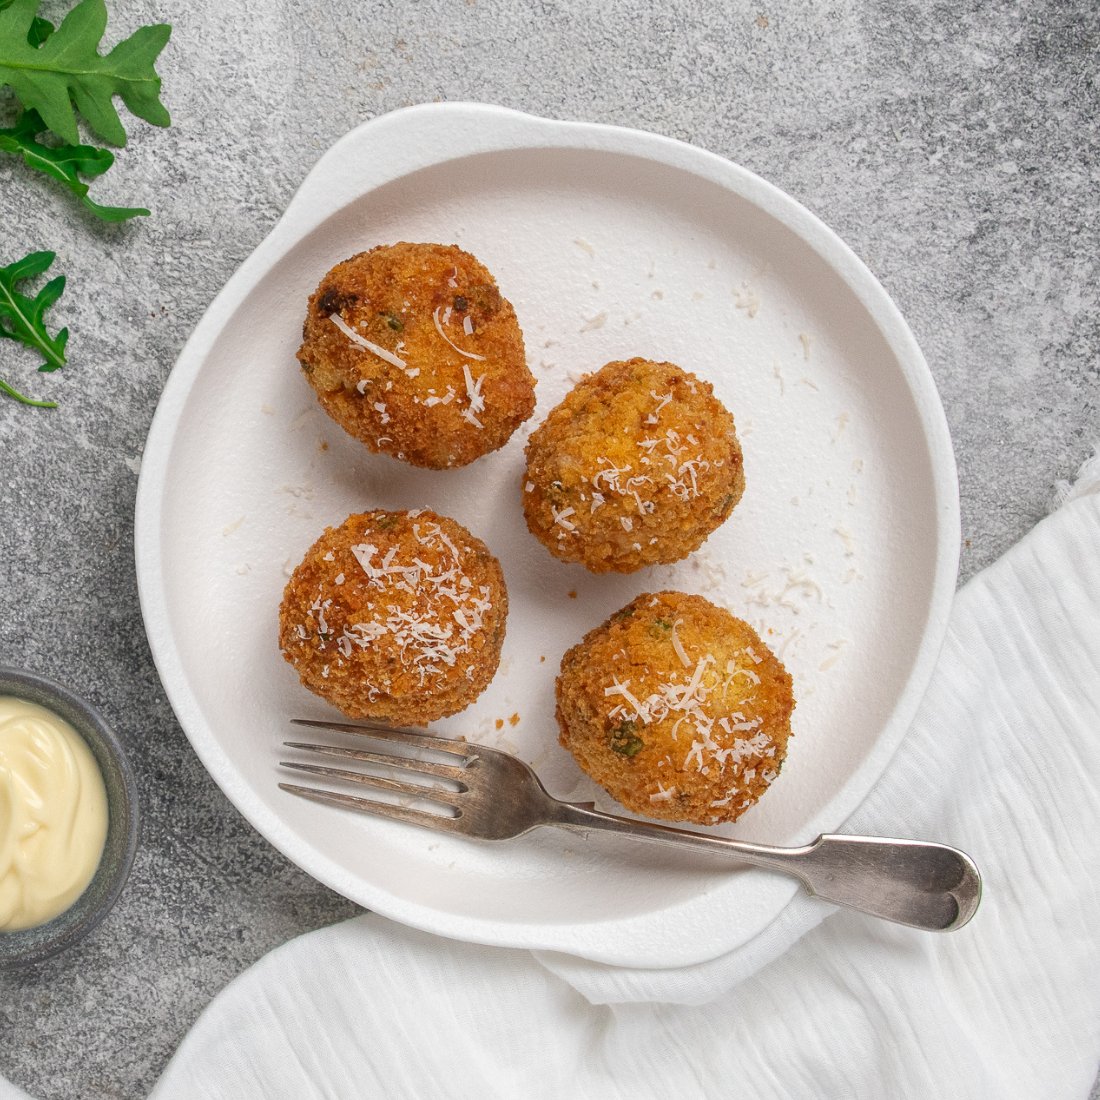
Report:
280,718,982,932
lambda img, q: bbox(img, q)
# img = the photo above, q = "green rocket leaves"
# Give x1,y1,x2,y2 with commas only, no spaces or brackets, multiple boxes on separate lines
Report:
0,1,171,406
0,251,69,407
0,0,171,146
0,110,149,221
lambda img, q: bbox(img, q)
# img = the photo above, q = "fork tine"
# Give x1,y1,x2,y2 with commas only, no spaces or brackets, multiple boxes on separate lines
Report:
283,742,469,781
290,718,477,759
279,783,462,832
279,760,465,803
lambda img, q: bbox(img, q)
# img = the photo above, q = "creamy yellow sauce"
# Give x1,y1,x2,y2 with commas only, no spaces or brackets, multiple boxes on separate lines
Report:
0,697,109,931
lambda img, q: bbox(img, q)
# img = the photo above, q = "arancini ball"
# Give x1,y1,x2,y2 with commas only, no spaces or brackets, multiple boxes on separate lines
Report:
523,358,744,573
297,242,535,469
556,591,794,824
279,509,507,725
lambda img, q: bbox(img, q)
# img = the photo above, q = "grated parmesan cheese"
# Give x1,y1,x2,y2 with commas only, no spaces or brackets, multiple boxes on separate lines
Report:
299,520,497,687
433,306,485,361
330,314,407,370
670,618,691,669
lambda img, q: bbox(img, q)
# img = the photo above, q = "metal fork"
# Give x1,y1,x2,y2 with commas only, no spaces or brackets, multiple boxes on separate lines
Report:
280,718,982,932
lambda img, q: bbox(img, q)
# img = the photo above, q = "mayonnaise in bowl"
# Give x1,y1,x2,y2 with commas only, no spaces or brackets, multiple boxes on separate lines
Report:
0,697,109,932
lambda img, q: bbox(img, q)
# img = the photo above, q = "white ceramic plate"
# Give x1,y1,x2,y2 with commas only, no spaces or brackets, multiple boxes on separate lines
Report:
135,103,958,968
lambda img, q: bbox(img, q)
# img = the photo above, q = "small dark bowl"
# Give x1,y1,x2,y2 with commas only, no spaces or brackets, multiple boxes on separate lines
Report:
0,667,139,968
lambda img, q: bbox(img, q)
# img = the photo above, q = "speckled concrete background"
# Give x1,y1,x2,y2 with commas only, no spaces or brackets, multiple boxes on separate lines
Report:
0,1,1097,1097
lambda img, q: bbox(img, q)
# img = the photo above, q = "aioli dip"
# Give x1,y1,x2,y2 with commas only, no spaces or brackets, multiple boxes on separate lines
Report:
0,697,109,931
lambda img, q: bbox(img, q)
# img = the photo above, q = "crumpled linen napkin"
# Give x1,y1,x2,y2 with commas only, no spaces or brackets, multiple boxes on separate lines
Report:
136,454,1100,1099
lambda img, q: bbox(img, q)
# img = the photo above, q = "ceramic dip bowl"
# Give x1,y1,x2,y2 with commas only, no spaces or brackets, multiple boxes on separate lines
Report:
0,667,139,968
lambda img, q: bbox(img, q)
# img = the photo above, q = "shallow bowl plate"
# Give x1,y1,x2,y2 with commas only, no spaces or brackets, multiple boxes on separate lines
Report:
135,103,958,967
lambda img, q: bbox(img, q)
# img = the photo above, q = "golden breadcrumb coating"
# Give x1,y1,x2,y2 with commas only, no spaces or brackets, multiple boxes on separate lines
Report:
556,591,794,824
523,358,744,573
279,509,507,725
297,242,535,469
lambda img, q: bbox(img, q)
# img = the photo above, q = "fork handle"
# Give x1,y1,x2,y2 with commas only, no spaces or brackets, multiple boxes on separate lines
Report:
549,802,981,932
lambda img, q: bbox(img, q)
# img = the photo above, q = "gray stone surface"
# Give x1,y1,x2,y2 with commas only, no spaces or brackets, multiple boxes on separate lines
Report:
0,0,1097,1096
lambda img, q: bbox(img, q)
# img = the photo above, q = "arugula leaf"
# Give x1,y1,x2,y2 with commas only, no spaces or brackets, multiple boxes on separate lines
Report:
0,250,68,407
0,0,171,146
0,109,149,221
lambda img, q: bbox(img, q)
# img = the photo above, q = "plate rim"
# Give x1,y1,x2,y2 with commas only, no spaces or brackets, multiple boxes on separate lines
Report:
135,101,960,966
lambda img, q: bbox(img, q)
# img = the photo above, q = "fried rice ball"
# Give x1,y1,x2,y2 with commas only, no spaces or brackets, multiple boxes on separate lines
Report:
523,358,744,573
297,242,535,469
279,509,507,725
556,591,794,824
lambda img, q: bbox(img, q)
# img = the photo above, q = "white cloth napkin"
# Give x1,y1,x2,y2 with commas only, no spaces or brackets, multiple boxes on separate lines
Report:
136,452,1100,1099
